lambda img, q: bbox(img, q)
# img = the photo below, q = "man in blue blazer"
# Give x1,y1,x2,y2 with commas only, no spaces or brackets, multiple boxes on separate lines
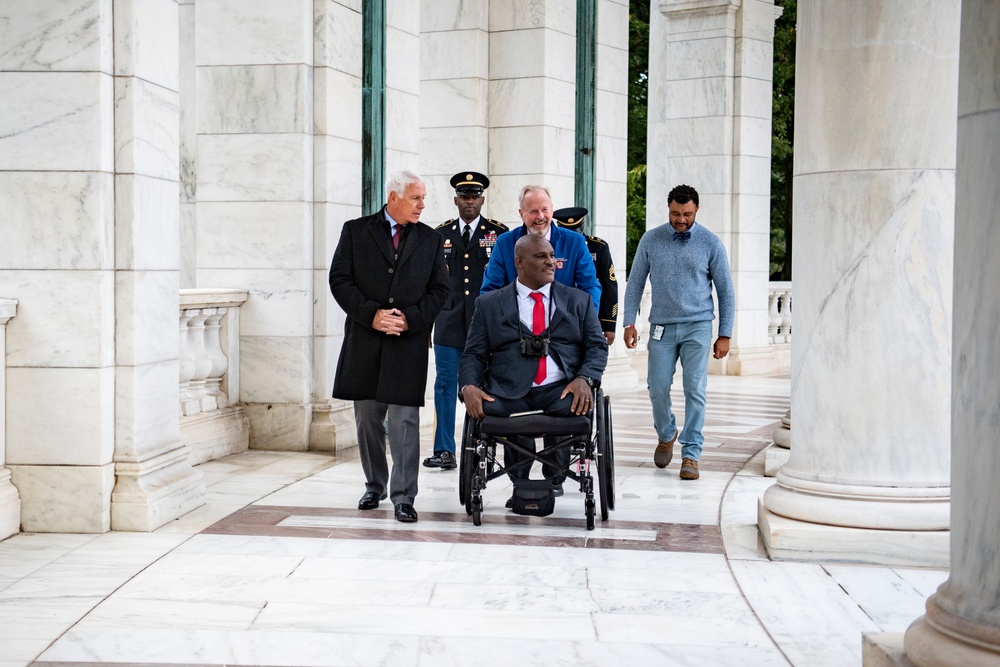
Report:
460,235,608,496
480,185,601,311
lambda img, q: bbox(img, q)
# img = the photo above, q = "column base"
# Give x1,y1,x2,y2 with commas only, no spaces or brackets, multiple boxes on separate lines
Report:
764,443,790,477
758,499,949,567
111,446,204,531
0,467,21,540
863,633,917,667
10,463,115,533
720,345,783,376
310,401,359,453
180,406,249,465
599,350,641,393
903,595,1000,667
245,402,311,450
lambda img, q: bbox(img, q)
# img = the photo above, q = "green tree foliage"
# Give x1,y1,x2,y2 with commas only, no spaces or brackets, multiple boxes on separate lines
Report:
626,0,650,272
771,0,796,279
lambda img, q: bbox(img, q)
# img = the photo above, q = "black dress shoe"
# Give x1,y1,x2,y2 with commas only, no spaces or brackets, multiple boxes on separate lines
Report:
505,495,514,509
422,451,457,469
551,483,564,497
394,503,418,523
358,490,387,510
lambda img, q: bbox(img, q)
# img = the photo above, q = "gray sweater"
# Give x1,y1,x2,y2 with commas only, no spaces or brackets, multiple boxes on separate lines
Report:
622,222,735,337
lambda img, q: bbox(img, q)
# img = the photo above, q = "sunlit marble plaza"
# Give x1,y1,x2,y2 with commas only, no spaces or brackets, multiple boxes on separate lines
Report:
2,1,1000,666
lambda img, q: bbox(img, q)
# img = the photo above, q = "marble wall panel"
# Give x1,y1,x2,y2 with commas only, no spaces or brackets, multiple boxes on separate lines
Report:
666,37,734,80
420,0,487,32
115,174,181,271
596,44,628,95
735,77,776,120
387,0,420,35
741,0,781,41
487,78,575,129
731,193,771,233
0,72,113,172
3,270,114,368
490,0,575,32
384,149,421,175
490,29,577,82
485,174,573,224
790,169,954,483
113,77,179,180
660,116,733,157
597,0,629,50
386,28,420,96
115,270,179,366
734,155,771,197
9,463,114,533
113,0,179,89
239,336,313,404
386,89,421,155
314,202,363,270
736,116,774,160
660,156,732,197
314,68,362,138
420,31,488,80
115,360,182,457
313,135,363,207
196,269,313,338
197,134,311,202
417,127,489,181
735,35,774,82
313,269,346,338
196,0,313,66
0,0,112,72
420,79,489,128
196,202,312,270
245,403,311,450
179,203,196,288
6,367,115,465
488,126,575,178
595,135,627,182
662,76,732,120
596,90,627,140
795,2,959,174
0,171,113,271
314,1,362,75
196,65,312,135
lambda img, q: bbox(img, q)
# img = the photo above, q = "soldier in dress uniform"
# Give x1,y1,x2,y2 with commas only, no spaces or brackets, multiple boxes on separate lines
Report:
553,206,618,345
424,171,509,469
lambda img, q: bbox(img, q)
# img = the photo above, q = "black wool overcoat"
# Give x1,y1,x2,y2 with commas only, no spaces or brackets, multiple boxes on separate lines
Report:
329,207,449,406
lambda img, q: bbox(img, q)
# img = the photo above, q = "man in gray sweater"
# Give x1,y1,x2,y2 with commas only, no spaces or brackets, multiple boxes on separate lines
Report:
622,184,735,480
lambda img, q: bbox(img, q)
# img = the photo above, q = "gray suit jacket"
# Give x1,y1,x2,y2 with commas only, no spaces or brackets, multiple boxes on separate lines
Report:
459,281,608,400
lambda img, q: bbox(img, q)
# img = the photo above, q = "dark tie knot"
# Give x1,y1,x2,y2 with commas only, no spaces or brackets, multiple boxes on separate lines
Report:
673,231,691,242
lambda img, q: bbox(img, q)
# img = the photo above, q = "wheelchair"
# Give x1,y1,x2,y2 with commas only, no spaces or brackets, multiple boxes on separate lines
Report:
458,387,615,530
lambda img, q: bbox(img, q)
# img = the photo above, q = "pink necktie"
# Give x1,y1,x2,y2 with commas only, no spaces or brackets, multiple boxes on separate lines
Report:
530,292,546,385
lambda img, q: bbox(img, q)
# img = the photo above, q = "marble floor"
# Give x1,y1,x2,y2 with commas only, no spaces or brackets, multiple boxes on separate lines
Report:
0,374,946,667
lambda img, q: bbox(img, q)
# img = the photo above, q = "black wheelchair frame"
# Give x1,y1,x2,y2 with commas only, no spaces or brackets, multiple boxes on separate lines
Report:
458,387,615,530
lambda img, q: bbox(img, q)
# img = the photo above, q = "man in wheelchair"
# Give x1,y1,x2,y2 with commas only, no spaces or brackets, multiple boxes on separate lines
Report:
459,234,609,510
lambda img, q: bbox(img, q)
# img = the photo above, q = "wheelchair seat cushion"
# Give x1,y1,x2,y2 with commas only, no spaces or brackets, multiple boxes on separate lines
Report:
479,414,591,437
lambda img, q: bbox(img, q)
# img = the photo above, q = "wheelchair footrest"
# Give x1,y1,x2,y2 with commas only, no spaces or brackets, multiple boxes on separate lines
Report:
510,479,556,517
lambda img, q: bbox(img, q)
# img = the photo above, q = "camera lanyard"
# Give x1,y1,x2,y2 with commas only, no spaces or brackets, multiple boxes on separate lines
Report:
516,287,554,340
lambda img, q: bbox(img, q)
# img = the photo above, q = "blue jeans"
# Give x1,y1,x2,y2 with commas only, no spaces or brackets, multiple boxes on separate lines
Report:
647,320,712,461
432,344,462,454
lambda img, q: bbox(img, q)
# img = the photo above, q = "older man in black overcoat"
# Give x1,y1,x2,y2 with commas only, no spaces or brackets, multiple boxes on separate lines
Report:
329,170,449,523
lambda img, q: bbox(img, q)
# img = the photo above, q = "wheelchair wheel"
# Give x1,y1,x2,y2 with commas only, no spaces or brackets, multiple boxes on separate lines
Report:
459,415,476,507
585,496,596,531
596,392,612,521
471,476,483,525
605,394,616,511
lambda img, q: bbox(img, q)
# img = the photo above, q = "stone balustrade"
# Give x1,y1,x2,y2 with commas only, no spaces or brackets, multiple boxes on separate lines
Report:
768,282,792,345
178,289,250,464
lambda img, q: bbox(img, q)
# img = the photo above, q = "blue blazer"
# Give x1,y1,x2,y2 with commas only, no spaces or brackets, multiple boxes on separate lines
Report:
480,224,602,312
459,281,608,400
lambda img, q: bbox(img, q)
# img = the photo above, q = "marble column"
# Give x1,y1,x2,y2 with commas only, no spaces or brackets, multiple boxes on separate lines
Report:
0,0,202,532
0,299,20,540
758,0,959,566
647,0,781,376
902,1,1000,664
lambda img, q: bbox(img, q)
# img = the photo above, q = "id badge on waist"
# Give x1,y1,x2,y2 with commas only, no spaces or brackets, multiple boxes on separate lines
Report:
651,324,664,341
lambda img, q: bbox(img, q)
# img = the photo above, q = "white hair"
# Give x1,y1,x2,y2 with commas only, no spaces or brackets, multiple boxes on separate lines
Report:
518,184,552,208
385,170,424,199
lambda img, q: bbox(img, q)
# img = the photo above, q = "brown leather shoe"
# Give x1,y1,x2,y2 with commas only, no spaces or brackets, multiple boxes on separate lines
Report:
680,458,700,480
654,435,676,468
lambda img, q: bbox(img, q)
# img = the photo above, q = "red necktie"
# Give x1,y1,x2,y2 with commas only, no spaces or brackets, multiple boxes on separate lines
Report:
530,292,546,385
392,225,401,250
